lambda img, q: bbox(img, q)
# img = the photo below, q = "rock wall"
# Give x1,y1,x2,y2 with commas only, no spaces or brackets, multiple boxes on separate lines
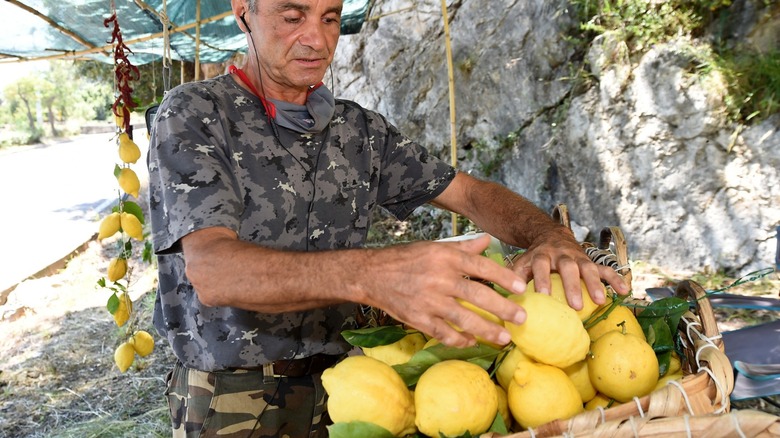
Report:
332,0,780,274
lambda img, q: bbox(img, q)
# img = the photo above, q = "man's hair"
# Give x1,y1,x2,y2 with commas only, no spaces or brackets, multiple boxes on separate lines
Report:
247,0,257,13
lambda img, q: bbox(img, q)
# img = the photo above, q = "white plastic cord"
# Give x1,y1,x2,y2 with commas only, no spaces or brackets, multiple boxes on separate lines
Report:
632,396,645,418
629,416,639,437
527,426,536,438
684,414,692,438
731,411,747,438
668,379,695,415
597,406,606,425
700,366,729,414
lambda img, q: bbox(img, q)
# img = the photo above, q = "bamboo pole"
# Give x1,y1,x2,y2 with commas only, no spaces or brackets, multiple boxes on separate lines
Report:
0,10,234,64
440,0,458,236
195,0,201,80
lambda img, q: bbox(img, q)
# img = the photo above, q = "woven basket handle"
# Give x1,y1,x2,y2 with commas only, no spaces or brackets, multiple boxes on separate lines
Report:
673,280,721,341
551,203,571,229
598,226,633,290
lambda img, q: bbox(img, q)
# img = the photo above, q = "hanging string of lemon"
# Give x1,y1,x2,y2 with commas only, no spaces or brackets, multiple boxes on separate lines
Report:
97,13,155,373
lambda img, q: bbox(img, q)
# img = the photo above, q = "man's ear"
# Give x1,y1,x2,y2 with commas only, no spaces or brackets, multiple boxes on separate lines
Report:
239,13,252,33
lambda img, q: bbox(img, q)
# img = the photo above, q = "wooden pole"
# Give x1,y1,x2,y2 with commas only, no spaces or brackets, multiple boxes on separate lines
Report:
195,0,201,81
440,0,458,236
0,11,234,64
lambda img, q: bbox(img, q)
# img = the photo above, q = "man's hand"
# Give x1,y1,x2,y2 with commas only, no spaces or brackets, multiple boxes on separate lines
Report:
359,234,527,348
508,228,630,310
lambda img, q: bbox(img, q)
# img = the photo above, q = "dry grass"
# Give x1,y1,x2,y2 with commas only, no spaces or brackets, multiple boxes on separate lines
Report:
0,224,778,436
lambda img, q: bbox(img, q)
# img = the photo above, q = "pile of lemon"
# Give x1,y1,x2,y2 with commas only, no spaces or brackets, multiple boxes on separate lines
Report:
323,273,684,437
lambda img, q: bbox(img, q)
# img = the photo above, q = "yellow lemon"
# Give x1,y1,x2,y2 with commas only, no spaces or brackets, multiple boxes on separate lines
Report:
107,257,127,282
131,330,154,357
117,167,140,198
507,361,583,429
563,359,597,403
415,360,498,437
321,356,416,437
505,292,590,368
587,330,659,402
120,212,144,240
584,393,615,411
495,346,531,391
114,341,135,373
654,370,684,391
449,298,507,348
362,332,427,366
668,351,682,375
112,292,132,327
118,133,141,164
98,212,121,241
529,273,605,321
495,384,511,430
114,106,125,128
586,304,646,342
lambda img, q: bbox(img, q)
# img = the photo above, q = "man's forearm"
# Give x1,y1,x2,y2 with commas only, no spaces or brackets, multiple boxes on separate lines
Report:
182,228,370,313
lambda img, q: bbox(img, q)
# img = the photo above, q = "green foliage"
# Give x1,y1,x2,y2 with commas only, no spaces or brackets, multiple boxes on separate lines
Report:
569,0,779,124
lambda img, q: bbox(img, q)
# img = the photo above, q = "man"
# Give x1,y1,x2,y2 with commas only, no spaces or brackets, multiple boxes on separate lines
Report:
147,0,629,436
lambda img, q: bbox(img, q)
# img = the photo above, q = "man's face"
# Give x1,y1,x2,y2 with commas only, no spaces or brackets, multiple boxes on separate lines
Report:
248,0,343,96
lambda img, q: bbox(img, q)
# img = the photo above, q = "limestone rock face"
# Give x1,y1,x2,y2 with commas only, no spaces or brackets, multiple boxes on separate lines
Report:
332,0,780,273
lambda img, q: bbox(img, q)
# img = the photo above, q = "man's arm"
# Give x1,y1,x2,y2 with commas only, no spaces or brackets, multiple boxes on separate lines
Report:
431,172,629,308
182,226,528,348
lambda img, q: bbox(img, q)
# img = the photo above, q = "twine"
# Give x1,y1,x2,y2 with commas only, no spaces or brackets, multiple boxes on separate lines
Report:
668,379,695,415
731,411,747,438
629,416,639,437
633,396,646,418
684,414,692,438
596,406,607,425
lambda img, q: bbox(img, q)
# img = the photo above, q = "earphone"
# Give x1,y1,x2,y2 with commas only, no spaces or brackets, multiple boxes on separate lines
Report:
240,13,252,33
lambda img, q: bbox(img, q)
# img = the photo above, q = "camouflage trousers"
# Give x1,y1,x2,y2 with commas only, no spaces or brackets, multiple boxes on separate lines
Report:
165,362,330,438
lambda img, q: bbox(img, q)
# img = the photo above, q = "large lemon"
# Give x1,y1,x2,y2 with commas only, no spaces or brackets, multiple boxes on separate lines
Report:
362,332,427,366
563,359,597,403
415,360,498,437
495,346,531,390
528,273,605,321
587,330,659,402
451,298,507,349
505,292,590,368
321,355,416,437
586,304,646,342
507,361,583,429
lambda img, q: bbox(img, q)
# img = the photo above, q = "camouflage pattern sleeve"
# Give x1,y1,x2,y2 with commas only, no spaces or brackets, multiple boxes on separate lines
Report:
147,81,244,255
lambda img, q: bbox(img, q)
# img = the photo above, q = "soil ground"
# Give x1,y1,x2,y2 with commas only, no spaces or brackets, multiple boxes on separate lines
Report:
0,233,778,437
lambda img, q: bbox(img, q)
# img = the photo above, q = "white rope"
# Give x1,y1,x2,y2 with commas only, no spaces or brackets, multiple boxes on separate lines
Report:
629,416,639,437
731,411,747,438
683,414,692,438
668,379,695,415
699,366,729,414
597,406,606,425
632,396,645,418
527,426,536,438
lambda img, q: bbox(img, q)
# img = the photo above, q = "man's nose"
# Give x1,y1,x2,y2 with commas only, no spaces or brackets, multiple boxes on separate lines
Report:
297,20,329,50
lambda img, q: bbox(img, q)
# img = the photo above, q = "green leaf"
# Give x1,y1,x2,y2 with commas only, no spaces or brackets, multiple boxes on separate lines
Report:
106,292,119,314
340,325,408,348
113,164,122,178
657,350,672,377
327,421,394,438
489,412,509,434
122,200,145,224
393,343,500,387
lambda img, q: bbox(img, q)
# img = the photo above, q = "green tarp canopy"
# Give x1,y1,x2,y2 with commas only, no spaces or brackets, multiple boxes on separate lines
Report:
0,0,370,65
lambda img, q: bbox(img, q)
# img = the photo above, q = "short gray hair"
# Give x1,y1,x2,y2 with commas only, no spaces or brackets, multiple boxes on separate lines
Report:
246,0,257,13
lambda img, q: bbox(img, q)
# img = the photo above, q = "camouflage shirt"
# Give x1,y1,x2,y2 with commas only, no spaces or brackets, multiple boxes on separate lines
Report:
147,74,456,371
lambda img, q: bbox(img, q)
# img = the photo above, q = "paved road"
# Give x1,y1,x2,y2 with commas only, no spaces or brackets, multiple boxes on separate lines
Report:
0,130,150,295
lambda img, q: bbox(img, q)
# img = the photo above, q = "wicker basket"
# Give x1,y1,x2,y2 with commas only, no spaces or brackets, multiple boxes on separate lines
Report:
484,205,780,437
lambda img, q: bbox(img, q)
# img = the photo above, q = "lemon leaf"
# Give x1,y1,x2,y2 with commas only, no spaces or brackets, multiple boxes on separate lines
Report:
327,421,394,438
340,325,407,348
393,343,499,386
489,412,509,434
122,201,145,224
106,292,119,314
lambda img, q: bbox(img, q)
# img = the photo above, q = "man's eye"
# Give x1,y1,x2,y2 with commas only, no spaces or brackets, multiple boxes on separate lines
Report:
284,17,302,24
